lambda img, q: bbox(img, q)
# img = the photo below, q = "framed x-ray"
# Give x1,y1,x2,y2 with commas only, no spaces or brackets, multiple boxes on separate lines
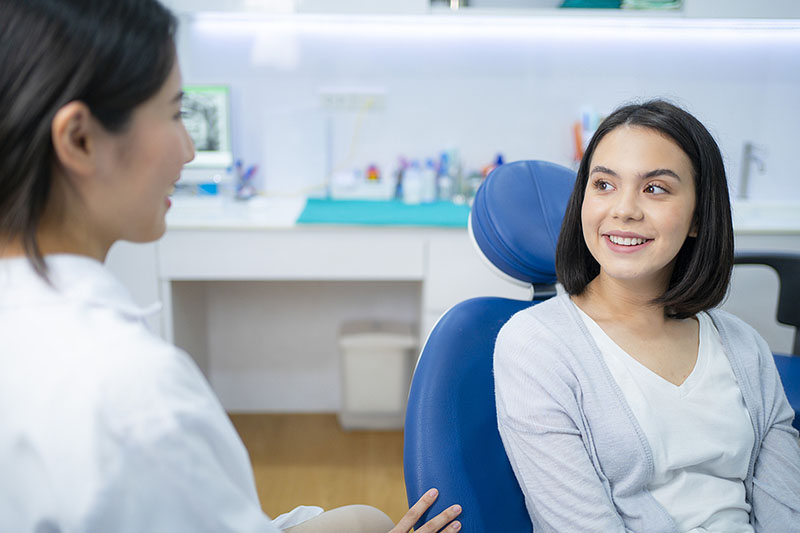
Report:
182,85,233,168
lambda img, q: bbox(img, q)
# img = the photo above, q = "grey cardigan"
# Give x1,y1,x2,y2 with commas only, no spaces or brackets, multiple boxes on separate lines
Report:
494,294,800,533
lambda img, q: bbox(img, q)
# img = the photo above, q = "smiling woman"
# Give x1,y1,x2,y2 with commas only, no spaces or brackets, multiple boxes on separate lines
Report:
580,126,697,295
494,100,800,532
0,0,181,274
557,100,733,320
42,61,194,259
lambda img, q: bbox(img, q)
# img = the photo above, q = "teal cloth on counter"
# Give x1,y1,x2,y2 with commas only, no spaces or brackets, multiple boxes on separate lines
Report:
297,198,470,227
560,0,621,7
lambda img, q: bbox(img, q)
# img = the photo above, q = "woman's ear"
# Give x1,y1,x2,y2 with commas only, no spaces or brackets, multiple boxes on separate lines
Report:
689,214,699,238
51,101,97,178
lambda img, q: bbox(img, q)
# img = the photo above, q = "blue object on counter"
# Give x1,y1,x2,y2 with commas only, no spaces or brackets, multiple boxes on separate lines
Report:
197,183,218,195
297,199,470,227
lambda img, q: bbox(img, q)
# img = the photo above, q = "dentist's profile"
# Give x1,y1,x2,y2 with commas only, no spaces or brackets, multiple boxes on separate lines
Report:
0,1,461,531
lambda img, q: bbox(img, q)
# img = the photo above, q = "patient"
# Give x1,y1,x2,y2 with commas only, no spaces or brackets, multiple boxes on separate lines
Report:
494,100,800,532
0,1,461,532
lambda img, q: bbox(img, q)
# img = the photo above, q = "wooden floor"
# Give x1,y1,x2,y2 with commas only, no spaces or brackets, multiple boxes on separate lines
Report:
230,413,409,524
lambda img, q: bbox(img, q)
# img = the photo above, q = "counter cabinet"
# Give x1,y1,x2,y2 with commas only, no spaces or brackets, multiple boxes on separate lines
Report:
106,226,800,411
107,226,527,411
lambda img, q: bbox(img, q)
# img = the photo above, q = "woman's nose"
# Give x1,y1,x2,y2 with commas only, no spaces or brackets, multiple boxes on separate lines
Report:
612,189,643,220
182,123,196,164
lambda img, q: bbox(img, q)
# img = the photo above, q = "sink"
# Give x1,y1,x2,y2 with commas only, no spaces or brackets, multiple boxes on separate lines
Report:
732,202,800,233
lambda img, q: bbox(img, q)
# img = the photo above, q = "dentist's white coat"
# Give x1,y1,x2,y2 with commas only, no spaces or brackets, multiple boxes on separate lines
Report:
0,254,281,533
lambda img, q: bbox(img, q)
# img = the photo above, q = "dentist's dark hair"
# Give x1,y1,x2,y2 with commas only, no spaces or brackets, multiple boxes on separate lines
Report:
0,0,177,277
555,99,734,319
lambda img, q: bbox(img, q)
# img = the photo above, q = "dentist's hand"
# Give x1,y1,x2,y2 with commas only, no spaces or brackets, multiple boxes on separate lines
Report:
390,488,462,533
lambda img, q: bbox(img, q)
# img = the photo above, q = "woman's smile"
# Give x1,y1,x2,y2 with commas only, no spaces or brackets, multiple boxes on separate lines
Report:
604,233,653,253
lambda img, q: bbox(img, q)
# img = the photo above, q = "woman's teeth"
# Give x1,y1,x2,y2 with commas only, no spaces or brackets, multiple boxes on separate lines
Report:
609,235,648,246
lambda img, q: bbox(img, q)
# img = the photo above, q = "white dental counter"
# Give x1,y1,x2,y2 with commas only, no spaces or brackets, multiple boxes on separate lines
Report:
106,197,800,412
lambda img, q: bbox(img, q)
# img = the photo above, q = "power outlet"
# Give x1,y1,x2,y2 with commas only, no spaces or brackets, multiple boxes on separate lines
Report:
319,88,386,113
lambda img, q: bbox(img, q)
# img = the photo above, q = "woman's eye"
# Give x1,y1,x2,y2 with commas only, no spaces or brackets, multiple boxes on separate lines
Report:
593,179,613,191
644,183,668,195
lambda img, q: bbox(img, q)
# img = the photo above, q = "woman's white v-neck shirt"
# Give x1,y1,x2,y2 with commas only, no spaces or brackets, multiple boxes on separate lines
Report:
576,307,755,533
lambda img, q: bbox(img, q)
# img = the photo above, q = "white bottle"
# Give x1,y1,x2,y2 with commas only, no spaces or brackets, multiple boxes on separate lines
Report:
421,159,437,203
437,152,454,202
403,160,423,205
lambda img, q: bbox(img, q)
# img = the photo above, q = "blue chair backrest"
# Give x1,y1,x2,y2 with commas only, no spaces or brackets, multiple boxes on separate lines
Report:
404,160,576,532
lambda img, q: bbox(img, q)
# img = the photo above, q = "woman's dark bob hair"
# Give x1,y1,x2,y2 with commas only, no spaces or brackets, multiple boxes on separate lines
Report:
555,99,734,319
0,0,177,275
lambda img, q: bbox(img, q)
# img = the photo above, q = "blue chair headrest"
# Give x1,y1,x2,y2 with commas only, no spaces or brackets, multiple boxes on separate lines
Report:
469,160,576,286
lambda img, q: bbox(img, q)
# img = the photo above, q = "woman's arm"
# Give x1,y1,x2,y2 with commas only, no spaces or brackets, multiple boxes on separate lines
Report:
494,319,629,533
749,336,800,531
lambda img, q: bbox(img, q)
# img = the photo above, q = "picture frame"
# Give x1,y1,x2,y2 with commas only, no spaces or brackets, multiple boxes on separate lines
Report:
182,85,233,168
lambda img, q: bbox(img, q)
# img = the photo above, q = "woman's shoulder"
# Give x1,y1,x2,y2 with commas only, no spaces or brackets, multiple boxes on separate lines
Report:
494,294,604,421
495,294,590,378
498,293,579,342
97,320,218,411
704,308,784,403
705,307,756,332
705,307,768,355
39,291,222,432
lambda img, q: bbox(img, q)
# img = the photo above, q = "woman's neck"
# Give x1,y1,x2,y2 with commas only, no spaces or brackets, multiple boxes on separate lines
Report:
0,237,25,259
572,272,671,329
36,216,109,262
0,231,107,262
33,170,111,262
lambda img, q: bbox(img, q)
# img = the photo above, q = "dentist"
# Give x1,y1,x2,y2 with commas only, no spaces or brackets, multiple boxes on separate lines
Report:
0,1,461,532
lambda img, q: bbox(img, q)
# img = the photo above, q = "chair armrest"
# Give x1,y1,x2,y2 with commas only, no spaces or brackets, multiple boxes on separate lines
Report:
734,252,800,355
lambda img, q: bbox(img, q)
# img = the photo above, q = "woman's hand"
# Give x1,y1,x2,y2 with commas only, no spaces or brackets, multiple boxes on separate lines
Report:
390,488,461,533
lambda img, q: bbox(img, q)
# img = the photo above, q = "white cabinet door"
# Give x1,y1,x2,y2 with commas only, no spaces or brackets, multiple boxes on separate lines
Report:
158,228,425,280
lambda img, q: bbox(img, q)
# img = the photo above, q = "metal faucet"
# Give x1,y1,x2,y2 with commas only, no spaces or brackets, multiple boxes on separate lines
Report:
737,141,766,200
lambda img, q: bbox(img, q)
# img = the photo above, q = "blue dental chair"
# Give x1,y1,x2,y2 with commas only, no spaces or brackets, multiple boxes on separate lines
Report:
403,160,800,532
732,252,800,431
403,160,575,532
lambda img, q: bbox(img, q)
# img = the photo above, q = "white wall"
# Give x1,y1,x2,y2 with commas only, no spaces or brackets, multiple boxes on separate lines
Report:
176,14,800,202
200,280,421,412
164,13,800,411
